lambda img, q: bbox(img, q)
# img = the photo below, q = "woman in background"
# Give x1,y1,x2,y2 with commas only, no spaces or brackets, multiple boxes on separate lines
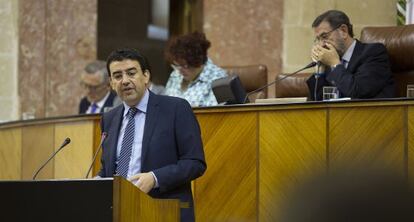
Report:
164,32,227,107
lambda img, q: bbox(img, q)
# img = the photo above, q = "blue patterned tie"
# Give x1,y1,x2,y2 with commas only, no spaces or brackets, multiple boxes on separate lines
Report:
116,107,138,178
90,103,98,114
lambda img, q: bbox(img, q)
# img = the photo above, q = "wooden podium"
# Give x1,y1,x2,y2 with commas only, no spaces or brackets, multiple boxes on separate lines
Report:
0,176,179,222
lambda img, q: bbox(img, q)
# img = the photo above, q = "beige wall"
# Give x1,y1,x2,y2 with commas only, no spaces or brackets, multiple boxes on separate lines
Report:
0,0,19,122
283,0,398,73
203,0,284,97
19,0,97,119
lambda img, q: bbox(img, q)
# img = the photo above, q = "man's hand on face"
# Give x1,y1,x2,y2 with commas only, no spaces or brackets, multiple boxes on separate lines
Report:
311,42,341,68
129,172,155,193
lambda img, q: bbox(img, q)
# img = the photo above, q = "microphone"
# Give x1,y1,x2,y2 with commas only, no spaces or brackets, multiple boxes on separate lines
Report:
85,132,107,178
32,137,71,180
243,61,318,103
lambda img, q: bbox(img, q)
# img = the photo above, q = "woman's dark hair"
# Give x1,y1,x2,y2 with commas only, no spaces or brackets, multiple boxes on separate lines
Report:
165,31,211,67
106,48,151,77
312,10,354,38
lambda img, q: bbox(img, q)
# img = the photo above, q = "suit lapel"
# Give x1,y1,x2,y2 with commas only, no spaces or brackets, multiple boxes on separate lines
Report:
141,92,160,168
107,105,124,175
102,91,116,109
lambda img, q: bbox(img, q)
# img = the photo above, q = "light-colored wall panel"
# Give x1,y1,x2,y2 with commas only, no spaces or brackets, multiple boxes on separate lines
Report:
195,112,257,222
259,109,326,221
0,0,18,122
21,125,54,179
329,106,405,170
0,128,22,179
54,120,94,178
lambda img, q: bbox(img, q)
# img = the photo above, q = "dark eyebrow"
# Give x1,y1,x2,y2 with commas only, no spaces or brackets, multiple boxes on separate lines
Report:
126,67,137,72
112,67,137,75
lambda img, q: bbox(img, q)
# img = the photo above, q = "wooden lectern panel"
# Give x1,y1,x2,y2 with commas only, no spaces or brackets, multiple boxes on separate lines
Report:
259,109,326,221
195,112,257,222
54,121,94,178
21,125,54,179
113,177,180,222
329,106,405,170
0,128,22,179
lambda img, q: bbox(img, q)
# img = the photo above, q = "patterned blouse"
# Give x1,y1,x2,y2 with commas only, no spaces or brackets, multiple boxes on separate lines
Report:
164,58,228,107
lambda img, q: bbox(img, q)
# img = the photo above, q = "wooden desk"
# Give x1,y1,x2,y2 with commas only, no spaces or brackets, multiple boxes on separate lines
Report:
1,99,414,221
193,99,414,221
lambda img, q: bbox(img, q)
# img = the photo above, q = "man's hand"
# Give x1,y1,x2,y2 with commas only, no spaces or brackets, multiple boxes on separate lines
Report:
311,42,341,67
129,172,155,193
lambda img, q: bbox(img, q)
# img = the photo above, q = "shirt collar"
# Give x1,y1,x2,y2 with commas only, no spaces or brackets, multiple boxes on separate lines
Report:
342,39,356,63
122,89,149,117
94,91,111,108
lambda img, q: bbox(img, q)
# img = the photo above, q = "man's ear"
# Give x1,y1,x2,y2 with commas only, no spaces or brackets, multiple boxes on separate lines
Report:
144,70,151,85
339,24,349,38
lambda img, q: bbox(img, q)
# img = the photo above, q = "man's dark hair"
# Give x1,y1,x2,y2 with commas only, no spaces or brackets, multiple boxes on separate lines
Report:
312,10,354,38
106,48,152,77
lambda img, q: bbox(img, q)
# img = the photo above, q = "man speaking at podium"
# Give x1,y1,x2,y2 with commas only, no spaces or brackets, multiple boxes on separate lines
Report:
307,10,395,101
98,48,206,222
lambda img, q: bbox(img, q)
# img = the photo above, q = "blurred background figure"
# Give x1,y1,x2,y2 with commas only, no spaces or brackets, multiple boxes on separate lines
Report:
79,60,119,114
279,166,414,222
164,32,227,107
148,81,165,95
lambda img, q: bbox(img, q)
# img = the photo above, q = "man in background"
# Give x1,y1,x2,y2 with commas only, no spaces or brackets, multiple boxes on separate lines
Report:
79,60,119,114
307,10,395,100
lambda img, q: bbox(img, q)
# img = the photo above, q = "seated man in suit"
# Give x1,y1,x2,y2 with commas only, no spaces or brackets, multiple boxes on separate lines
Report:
307,10,395,101
98,48,206,222
79,60,119,114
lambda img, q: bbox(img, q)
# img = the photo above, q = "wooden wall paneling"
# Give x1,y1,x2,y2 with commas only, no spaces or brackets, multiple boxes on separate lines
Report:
54,120,94,178
0,128,22,179
408,106,414,182
21,124,55,179
329,106,405,171
259,109,326,222
194,112,257,222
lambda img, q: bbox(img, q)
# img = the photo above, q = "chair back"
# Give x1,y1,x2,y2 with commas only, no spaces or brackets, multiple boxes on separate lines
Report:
223,65,268,100
360,24,414,97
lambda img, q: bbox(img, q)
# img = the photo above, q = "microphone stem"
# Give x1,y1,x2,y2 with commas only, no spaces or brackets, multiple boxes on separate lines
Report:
244,62,316,103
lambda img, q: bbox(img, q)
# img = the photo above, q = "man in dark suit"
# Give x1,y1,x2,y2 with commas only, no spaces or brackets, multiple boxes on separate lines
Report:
98,48,206,222
307,10,395,101
79,60,119,114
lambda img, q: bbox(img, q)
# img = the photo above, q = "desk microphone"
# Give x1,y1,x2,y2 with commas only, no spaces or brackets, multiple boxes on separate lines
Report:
85,132,107,178
32,137,71,180
243,61,318,103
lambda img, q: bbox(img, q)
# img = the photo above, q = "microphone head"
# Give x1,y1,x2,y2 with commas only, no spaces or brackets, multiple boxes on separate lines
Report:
102,132,108,138
305,61,318,69
61,137,71,147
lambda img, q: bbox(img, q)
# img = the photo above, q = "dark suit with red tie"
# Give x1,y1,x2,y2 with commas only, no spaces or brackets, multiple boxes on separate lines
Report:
307,40,395,101
98,91,206,222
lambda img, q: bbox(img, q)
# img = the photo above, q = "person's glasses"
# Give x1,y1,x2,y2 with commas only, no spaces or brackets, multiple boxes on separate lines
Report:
314,25,342,43
171,63,190,70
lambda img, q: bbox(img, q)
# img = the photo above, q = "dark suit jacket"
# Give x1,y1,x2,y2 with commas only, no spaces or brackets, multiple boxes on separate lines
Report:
98,91,206,222
307,40,395,101
78,91,117,114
